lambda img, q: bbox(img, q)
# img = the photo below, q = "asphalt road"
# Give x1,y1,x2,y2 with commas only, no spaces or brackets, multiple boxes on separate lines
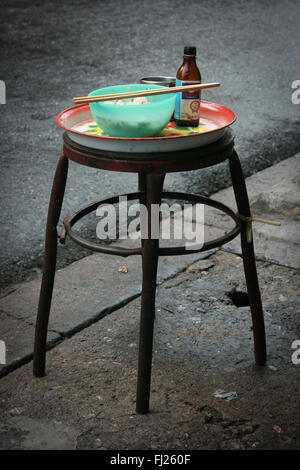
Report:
0,0,299,290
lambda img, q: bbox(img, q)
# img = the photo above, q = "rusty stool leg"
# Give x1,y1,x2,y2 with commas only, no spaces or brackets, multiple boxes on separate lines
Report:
33,153,69,377
229,150,266,365
138,172,147,193
136,173,165,414
138,172,147,252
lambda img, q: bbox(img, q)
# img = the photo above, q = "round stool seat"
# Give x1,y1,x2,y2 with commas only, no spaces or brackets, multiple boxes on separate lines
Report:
63,129,235,173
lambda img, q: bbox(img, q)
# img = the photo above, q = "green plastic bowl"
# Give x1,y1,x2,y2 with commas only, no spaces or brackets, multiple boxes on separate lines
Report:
88,84,176,137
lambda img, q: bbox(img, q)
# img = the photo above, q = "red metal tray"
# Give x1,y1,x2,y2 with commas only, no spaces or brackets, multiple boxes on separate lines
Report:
56,101,236,153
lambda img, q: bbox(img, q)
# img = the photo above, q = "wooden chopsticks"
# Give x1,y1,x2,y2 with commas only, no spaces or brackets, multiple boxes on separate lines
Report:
73,82,220,104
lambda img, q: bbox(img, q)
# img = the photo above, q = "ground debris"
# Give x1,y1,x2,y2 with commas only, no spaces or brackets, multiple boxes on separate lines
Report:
118,266,128,273
273,425,283,434
214,390,238,401
186,259,215,274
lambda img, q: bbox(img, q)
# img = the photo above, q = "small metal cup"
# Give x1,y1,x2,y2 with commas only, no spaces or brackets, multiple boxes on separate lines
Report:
140,76,176,87
140,77,176,122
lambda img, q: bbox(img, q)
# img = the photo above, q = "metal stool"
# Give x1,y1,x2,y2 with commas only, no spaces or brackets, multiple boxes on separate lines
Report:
33,129,266,414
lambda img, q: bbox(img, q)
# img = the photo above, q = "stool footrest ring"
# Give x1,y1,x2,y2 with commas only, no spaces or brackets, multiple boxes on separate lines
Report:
61,191,242,257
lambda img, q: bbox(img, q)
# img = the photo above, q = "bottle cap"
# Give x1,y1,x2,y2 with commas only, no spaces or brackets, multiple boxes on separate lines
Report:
184,46,196,56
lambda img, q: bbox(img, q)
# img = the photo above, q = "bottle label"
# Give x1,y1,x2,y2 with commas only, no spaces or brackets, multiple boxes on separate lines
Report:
174,79,201,122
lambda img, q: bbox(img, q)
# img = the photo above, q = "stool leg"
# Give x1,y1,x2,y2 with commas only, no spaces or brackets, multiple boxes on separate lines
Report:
138,172,147,249
136,173,165,414
229,151,266,365
33,153,69,377
138,172,147,192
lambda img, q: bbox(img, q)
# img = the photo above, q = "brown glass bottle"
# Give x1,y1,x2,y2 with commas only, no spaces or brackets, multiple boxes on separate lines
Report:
174,46,201,127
